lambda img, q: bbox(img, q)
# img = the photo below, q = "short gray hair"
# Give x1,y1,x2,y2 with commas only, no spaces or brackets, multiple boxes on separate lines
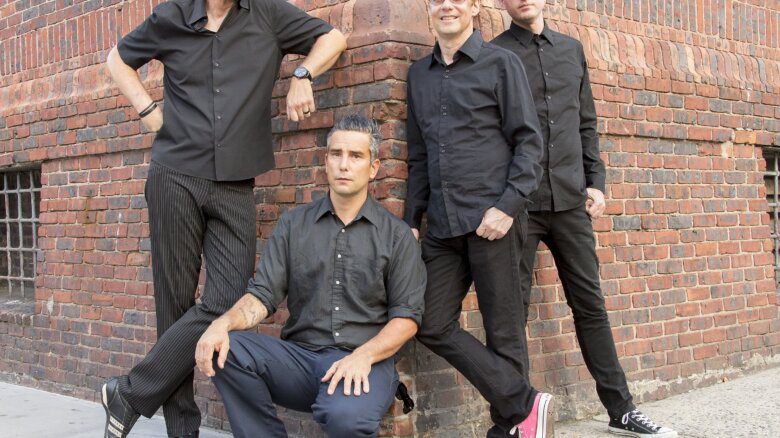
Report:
326,114,382,160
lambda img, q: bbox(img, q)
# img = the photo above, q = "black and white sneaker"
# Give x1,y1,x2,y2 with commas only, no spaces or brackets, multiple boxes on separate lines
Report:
101,377,141,438
608,409,677,438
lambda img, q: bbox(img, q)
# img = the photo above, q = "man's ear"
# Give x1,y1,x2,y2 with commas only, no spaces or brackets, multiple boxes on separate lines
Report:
369,158,381,180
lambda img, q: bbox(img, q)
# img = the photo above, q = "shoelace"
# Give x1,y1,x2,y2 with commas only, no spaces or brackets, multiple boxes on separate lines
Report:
622,409,660,431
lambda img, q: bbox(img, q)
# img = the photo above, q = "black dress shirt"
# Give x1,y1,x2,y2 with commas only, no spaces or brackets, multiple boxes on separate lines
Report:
404,31,543,238
492,24,605,212
247,195,426,351
118,0,333,181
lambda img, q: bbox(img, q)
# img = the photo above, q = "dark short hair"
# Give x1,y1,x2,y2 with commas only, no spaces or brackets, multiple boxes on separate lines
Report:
326,114,381,160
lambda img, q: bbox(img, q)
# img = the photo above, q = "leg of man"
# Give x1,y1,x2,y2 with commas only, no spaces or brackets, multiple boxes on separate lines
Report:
416,232,536,436
212,333,322,438
465,223,539,437
311,349,398,438
545,208,633,418
119,169,256,435
516,211,550,376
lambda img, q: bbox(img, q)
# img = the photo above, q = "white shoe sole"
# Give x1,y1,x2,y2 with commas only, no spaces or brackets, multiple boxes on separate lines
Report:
608,426,678,438
536,393,555,438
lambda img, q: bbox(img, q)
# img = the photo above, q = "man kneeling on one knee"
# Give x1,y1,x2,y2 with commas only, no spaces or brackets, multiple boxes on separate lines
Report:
194,114,426,438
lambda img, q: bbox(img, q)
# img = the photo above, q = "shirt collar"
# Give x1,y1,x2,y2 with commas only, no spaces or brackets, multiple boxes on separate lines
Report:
430,29,484,68
189,0,250,29
509,22,555,47
314,194,380,227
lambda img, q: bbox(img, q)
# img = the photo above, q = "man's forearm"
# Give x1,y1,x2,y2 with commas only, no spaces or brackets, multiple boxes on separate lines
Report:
352,317,418,364
299,28,347,78
106,46,155,113
213,293,269,331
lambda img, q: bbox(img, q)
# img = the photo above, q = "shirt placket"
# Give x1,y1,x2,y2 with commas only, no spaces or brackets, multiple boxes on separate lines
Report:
536,38,554,210
438,65,458,235
331,221,347,343
212,32,224,174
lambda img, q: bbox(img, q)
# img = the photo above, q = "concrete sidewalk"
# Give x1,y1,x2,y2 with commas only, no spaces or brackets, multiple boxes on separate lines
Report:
1,366,778,437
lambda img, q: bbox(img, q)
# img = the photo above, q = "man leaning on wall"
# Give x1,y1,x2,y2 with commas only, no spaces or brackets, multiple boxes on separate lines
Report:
102,0,346,437
493,1,677,437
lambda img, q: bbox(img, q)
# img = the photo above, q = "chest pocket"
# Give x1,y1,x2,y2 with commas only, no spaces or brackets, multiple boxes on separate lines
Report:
349,258,386,308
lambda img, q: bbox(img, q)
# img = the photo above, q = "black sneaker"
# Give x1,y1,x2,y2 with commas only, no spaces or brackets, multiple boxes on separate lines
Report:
608,409,677,438
101,377,141,438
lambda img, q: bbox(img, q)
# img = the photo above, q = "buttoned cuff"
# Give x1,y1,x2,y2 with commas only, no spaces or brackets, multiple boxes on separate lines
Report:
586,174,606,194
494,191,529,218
388,306,423,327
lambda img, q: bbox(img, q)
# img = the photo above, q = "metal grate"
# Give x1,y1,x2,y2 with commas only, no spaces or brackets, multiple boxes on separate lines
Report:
0,169,41,301
764,149,780,285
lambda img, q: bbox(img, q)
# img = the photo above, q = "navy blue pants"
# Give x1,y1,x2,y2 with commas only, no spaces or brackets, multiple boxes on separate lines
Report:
212,333,398,438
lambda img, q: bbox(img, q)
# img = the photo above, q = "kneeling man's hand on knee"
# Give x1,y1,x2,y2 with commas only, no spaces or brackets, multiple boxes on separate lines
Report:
322,351,372,397
195,321,231,377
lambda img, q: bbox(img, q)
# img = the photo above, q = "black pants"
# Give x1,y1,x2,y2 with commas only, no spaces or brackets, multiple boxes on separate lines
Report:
416,218,537,437
519,207,634,418
213,333,398,438
118,162,256,436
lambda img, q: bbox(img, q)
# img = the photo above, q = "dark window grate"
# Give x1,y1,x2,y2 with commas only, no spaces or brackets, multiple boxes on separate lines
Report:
764,149,780,287
0,169,41,301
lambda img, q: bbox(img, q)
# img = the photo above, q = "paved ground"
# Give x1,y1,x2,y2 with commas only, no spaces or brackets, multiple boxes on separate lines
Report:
1,366,778,437
556,366,780,438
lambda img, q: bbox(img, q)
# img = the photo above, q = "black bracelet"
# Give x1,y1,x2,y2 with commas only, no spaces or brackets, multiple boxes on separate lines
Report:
138,102,157,118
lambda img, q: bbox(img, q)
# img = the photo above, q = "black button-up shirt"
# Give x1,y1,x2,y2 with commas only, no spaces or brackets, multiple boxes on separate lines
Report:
117,0,333,181
493,24,605,212
404,31,543,238
247,195,426,351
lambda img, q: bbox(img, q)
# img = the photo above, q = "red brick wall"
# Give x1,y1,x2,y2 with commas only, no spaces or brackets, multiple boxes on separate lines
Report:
1,0,779,436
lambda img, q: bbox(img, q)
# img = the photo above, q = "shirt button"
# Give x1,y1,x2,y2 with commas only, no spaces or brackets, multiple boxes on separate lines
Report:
217,143,222,148
341,229,345,233
214,62,220,68
216,115,222,120
334,332,340,337
546,95,552,100
550,143,555,148
335,280,340,285
337,254,342,259
545,72,549,76
540,48,544,52
215,88,221,93
550,120,555,124
335,307,340,311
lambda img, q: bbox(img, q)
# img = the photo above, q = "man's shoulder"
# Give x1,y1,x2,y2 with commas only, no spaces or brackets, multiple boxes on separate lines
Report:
480,40,523,67
547,28,584,52
492,29,515,47
408,54,434,77
281,196,327,222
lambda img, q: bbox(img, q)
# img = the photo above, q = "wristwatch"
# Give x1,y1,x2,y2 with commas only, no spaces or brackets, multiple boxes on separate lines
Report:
293,66,312,80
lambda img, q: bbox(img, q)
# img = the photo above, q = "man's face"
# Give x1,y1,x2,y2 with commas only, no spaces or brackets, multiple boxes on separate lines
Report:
501,0,545,24
325,130,380,199
429,0,479,39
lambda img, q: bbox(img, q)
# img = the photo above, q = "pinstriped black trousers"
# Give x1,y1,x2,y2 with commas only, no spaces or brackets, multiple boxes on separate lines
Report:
118,162,256,436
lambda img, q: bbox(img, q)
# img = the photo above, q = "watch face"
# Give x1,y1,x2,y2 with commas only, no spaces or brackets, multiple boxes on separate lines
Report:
294,67,309,78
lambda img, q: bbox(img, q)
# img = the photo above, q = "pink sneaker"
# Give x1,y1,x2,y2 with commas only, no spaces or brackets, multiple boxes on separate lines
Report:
509,392,554,437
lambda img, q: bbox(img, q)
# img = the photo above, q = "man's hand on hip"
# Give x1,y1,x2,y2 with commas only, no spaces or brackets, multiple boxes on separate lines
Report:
585,188,606,219
476,207,513,241
195,321,230,377
286,77,315,122
322,351,373,397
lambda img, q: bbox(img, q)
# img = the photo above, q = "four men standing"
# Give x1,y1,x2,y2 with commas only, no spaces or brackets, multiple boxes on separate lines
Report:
103,0,676,436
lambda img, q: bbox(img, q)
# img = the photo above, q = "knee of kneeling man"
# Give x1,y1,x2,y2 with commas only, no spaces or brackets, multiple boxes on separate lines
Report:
321,415,380,438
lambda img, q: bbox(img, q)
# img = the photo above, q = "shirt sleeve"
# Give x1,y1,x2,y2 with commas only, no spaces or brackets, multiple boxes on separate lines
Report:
116,4,168,70
385,226,426,326
266,0,334,56
578,44,606,193
403,72,430,229
246,213,291,315
494,52,544,217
